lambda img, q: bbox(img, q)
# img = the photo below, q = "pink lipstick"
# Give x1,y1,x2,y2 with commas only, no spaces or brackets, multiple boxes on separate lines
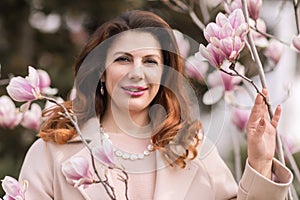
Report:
122,86,147,97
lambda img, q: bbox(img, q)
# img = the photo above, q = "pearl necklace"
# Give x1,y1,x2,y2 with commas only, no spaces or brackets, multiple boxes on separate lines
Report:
100,126,154,161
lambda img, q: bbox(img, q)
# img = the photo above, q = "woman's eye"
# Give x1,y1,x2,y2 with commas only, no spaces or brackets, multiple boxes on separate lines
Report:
115,56,130,63
145,59,158,65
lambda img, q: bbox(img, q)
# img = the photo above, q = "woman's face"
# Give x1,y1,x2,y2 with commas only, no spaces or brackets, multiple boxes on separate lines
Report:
104,31,164,114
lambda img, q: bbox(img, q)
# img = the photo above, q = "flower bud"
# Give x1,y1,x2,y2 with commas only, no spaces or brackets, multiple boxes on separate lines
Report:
93,138,115,168
0,96,22,129
21,103,42,130
1,176,28,200
62,156,94,188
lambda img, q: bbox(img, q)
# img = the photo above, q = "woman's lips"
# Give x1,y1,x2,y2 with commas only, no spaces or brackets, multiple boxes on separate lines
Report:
122,86,148,97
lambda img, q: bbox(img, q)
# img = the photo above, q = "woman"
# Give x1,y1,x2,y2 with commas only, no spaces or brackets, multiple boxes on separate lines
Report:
19,10,292,199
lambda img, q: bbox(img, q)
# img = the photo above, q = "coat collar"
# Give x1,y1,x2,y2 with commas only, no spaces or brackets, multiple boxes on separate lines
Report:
64,117,199,199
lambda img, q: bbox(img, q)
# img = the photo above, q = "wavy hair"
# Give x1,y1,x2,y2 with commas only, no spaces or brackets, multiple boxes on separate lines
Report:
39,10,202,168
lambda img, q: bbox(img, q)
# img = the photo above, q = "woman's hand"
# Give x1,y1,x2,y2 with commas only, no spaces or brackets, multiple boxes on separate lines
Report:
246,89,281,179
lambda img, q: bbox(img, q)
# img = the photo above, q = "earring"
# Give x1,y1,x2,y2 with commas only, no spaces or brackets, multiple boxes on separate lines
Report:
100,82,105,95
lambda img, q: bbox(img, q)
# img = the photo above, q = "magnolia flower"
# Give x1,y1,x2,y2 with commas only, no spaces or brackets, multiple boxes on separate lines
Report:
6,66,57,102
292,34,300,52
93,138,115,168
232,108,250,131
61,156,94,188
185,53,209,81
224,0,262,20
21,103,43,130
200,9,249,68
247,0,262,20
0,96,23,129
7,66,41,102
173,29,190,58
1,176,28,200
264,39,284,64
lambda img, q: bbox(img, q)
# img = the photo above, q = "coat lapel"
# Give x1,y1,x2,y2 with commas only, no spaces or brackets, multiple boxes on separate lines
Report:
153,151,199,200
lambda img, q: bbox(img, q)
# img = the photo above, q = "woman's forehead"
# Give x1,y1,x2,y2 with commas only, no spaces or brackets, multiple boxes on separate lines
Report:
108,31,162,54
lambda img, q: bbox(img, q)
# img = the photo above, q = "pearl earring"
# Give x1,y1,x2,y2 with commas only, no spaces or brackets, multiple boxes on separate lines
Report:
100,82,105,95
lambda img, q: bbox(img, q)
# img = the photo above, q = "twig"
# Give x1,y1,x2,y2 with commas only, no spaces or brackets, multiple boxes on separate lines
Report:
250,26,290,46
294,0,300,34
161,0,205,30
161,0,186,13
198,0,209,24
0,79,10,86
188,9,205,31
220,63,267,101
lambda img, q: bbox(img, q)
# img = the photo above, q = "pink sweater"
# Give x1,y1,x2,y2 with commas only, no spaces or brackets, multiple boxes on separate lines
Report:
108,132,156,199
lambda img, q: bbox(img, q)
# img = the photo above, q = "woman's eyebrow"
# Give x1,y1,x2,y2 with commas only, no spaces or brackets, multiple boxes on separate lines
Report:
113,52,132,57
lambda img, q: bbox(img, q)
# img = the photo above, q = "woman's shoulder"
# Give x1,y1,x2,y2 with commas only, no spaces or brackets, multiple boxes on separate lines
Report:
25,138,85,164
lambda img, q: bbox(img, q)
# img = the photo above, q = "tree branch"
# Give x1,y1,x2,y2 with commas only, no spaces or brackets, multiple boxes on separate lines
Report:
294,0,300,34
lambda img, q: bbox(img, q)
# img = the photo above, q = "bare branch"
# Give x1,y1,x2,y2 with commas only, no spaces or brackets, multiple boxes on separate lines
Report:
294,0,300,34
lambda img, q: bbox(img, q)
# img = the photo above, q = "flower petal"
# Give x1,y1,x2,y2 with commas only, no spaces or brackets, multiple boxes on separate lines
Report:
6,77,36,102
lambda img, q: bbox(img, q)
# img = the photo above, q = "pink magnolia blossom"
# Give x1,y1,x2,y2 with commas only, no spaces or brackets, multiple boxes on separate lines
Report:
264,39,284,64
173,29,190,58
0,96,23,129
6,66,57,102
232,108,250,131
205,9,248,41
93,138,115,168
292,34,300,52
1,176,28,200
224,0,262,20
21,103,43,130
6,66,41,102
185,53,209,81
200,9,249,68
61,156,94,188
247,0,262,20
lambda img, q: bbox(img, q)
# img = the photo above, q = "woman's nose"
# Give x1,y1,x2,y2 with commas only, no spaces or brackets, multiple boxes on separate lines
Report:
127,60,145,81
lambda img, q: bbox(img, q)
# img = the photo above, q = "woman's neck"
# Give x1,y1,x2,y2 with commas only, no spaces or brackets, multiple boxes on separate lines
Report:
101,104,153,137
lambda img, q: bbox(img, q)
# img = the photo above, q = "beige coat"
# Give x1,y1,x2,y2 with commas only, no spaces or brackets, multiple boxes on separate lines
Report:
19,118,292,200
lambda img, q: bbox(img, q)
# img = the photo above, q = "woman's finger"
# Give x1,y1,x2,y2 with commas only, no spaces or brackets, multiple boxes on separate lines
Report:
248,91,265,122
271,105,281,128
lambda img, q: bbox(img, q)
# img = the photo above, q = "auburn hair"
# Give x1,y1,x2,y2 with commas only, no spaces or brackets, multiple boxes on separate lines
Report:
39,10,202,168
